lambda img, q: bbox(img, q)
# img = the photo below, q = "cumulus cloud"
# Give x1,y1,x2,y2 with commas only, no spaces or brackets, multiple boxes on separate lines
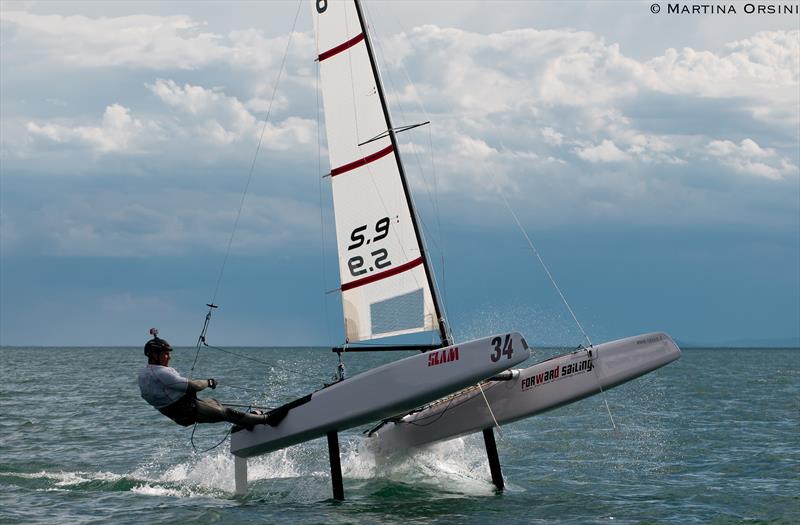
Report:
1,10,315,72
26,104,146,153
1,11,226,69
456,136,498,160
575,139,629,163
148,79,256,141
3,5,798,256
396,26,797,118
21,80,314,155
148,79,314,147
645,31,799,127
541,127,564,146
649,31,799,95
373,24,796,209
706,138,797,180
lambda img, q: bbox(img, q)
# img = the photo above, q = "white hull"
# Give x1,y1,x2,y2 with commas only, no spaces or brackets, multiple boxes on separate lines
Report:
231,332,530,457
368,332,681,452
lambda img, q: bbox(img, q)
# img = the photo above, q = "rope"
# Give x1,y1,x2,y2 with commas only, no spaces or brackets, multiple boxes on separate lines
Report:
406,396,456,427
190,424,232,454
586,346,619,432
315,46,334,348
201,344,275,367
221,383,264,394
188,0,303,381
221,403,274,410
496,188,593,349
206,0,303,308
189,304,216,379
603,395,618,431
360,6,454,344
185,0,301,443
202,343,314,380
492,144,620,431
477,382,502,438
404,381,502,427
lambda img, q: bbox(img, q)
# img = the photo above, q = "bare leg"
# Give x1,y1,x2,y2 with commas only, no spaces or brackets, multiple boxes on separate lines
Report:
195,398,268,427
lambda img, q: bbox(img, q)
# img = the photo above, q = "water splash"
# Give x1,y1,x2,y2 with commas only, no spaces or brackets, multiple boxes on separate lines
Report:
120,431,499,500
357,434,497,495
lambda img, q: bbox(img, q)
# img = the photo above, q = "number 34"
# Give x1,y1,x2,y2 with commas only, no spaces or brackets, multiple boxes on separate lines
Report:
490,334,514,362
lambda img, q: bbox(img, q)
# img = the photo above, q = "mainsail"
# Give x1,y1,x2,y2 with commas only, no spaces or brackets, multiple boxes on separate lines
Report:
313,0,444,343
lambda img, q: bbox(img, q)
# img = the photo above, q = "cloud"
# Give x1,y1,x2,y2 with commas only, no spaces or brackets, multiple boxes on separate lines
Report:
645,31,799,127
541,127,564,146
1,10,316,72
19,80,315,156
456,136,498,160
649,31,799,95
148,79,256,141
2,6,798,257
575,139,629,163
1,11,226,69
706,138,797,180
147,79,314,148
26,104,146,153
390,26,798,127
1,188,323,258
374,24,797,221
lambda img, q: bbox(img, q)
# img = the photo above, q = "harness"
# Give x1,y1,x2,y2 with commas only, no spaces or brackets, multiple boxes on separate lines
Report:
158,391,198,427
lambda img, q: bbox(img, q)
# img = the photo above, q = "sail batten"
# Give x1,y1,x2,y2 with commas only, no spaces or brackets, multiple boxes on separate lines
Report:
331,144,394,177
313,0,444,343
341,257,422,291
318,32,365,61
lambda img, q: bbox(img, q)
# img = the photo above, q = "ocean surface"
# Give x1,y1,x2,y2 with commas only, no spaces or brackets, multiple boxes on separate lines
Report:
1,345,798,524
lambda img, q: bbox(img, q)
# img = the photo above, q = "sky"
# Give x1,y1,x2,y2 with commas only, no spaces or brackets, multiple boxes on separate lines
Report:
1,1,798,347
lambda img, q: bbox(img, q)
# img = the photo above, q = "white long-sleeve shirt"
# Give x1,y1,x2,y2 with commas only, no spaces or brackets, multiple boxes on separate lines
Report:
138,364,189,409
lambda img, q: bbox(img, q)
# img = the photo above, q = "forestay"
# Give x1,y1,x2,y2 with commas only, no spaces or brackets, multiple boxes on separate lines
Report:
313,0,440,343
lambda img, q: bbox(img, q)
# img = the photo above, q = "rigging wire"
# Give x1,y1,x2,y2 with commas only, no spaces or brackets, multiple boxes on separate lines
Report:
315,33,334,349
343,4,425,304
403,380,502,428
497,187,593,349
220,383,264,394
223,403,274,410
364,7,446,258
208,0,304,310
191,425,232,454
363,5,453,343
202,343,316,381
188,0,304,381
587,346,618,432
492,145,618,432
477,382,503,438
185,0,305,451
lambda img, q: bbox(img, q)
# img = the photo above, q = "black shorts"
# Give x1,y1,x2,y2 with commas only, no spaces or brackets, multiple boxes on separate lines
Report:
158,393,197,426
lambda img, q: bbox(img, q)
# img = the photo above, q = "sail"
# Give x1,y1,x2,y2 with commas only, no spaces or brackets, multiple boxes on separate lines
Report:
312,0,441,343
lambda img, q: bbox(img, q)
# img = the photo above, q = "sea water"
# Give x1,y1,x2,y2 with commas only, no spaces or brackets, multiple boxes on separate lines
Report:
1,345,798,524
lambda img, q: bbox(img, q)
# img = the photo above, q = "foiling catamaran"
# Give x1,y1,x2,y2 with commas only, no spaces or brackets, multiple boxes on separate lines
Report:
225,0,680,498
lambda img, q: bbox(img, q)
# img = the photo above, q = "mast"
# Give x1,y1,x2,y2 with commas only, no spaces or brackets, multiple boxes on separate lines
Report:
352,0,451,346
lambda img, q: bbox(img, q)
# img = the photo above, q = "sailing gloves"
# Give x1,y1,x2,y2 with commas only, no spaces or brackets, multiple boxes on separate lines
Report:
208,378,217,389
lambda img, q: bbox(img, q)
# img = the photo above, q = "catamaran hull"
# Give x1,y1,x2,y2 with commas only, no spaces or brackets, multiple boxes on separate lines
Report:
230,332,530,458
368,332,681,452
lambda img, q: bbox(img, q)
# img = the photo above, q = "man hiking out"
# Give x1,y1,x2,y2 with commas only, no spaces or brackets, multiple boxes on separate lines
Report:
138,329,269,429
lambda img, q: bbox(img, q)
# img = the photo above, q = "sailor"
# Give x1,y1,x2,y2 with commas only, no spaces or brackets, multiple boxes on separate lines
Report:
138,330,269,429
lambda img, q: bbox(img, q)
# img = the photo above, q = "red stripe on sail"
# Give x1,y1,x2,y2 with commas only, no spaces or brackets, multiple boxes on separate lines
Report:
331,144,393,177
318,32,365,62
341,257,423,291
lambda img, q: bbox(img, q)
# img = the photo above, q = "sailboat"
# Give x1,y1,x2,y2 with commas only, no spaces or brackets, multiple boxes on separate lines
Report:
229,0,680,498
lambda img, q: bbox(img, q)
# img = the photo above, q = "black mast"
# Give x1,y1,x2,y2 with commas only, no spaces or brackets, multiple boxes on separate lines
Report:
352,0,451,347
